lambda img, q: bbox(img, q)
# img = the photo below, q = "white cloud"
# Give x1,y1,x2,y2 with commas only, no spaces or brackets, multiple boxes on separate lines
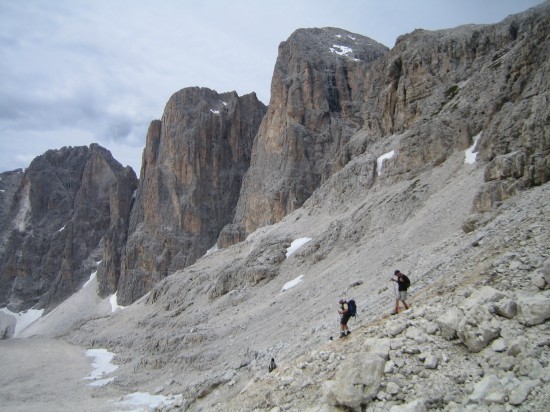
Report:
0,0,542,173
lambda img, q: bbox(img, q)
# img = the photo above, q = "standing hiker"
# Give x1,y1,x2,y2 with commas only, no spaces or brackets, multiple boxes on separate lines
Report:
338,299,352,338
390,270,410,315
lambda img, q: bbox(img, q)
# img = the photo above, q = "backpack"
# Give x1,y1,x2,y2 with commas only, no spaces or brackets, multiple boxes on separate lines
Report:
347,299,357,317
402,275,411,290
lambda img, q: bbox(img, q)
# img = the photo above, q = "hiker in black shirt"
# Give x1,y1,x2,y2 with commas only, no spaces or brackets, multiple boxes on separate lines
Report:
390,270,410,315
338,299,351,338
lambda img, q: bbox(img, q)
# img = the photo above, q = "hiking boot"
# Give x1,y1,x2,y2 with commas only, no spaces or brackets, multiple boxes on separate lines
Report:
390,312,397,316
346,330,351,336
339,333,346,339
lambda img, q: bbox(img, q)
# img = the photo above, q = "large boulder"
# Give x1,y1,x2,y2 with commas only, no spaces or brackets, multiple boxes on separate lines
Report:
457,305,501,352
323,352,385,410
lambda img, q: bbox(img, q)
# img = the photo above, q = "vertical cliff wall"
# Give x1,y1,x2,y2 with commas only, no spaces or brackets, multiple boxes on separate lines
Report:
115,88,266,305
0,144,137,311
219,28,388,244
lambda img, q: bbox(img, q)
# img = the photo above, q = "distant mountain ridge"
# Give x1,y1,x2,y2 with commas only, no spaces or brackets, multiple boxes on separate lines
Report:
0,1,548,314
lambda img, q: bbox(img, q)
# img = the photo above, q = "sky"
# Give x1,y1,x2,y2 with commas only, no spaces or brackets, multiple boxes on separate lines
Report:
0,0,543,174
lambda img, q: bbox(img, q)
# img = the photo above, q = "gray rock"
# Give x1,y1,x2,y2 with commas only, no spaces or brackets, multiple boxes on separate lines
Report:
458,286,506,312
468,374,506,405
508,379,539,406
387,319,408,337
516,294,550,326
323,353,385,410
436,308,462,340
493,299,517,319
457,305,500,352
424,354,439,370
390,399,427,412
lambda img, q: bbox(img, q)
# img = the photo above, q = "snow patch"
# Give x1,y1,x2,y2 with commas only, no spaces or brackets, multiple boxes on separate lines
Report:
206,244,219,256
286,237,312,257
221,100,228,106
116,392,184,410
347,35,356,40
0,307,44,337
465,132,482,164
281,275,304,292
329,45,353,56
210,109,220,114
58,225,65,232
83,348,118,386
377,150,395,175
110,292,125,313
82,271,97,289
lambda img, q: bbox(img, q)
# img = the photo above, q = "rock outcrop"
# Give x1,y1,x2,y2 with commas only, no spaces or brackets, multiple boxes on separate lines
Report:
115,88,266,305
0,145,137,312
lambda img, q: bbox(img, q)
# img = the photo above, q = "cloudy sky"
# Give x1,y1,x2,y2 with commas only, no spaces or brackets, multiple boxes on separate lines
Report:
0,0,543,174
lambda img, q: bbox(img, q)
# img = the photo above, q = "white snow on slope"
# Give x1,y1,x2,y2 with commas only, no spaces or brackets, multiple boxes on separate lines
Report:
110,292,125,313
329,45,353,56
286,237,312,257
116,392,184,410
0,307,44,337
83,348,118,386
465,132,482,164
282,275,304,292
377,150,395,175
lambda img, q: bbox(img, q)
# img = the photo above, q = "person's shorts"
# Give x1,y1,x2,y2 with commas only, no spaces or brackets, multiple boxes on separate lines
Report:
398,291,408,301
340,314,351,325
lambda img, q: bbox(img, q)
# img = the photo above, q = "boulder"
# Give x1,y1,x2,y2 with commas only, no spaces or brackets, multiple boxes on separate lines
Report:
457,305,500,352
468,375,506,405
436,308,462,340
516,294,550,326
323,353,385,410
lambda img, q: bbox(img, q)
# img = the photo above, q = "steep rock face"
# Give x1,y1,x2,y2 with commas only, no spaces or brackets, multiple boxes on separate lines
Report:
116,88,266,305
354,2,550,209
0,169,24,250
226,3,550,244
220,28,389,244
0,145,137,312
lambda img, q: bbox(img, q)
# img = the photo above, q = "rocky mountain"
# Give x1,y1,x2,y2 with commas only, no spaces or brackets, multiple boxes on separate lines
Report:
223,3,549,246
1,2,549,411
219,28,389,245
0,144,137,312
112,88,266,305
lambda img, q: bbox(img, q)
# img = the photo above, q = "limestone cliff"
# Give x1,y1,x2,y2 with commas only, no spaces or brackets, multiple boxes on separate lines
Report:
220,28,388,244
0,144,137,311
115,88,266,305
225,3,549,243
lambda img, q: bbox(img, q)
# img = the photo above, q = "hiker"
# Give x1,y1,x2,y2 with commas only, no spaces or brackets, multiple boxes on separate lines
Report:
338,299,352,338
390,270,410,315
268,358,277,372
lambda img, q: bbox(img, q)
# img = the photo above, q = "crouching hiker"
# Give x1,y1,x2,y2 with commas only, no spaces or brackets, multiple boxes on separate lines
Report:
390,270,410,315
338,299,356,338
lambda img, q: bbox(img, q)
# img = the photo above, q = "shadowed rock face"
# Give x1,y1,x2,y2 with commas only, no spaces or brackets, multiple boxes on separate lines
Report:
0,144,137,312
115,87,266,305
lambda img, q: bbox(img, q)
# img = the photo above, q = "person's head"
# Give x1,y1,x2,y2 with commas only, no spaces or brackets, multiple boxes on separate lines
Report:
339,299,345,305
394,270,402,277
